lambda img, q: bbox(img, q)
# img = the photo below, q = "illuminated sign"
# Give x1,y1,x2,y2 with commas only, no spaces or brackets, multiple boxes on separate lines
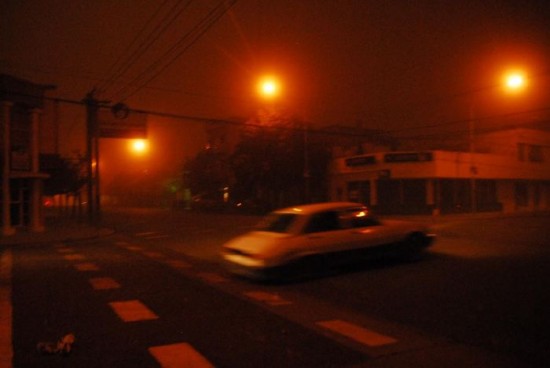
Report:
345,155,376,167
384,152,433,163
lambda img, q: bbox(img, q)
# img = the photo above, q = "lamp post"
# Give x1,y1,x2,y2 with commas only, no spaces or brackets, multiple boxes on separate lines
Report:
469,70,527,213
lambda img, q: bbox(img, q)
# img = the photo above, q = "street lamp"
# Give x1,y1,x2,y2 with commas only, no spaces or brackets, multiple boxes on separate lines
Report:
129,139,148,155
503,70,527,93
257,76,280,100
469,69,528,212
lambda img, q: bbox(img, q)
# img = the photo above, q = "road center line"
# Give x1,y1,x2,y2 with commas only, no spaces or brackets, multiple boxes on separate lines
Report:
317,319,398,347
149,343,214,368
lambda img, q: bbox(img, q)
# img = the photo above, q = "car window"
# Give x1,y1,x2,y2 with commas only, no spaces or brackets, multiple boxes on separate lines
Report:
339,208,380,229
304,211,341,233
256,213,297,233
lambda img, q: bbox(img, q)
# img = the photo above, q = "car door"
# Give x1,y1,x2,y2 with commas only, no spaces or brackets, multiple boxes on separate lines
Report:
299,210,359,255
339,208,393,250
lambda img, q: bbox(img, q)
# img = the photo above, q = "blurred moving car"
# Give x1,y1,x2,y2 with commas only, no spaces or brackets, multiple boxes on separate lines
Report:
221,202,435,280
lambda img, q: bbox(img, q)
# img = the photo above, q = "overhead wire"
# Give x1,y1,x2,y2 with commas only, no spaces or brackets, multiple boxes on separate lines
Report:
98,0,194,98
96,0,172,93
116,0,238,102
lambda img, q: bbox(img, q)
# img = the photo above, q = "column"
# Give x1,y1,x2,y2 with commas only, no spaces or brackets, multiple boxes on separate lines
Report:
370,179,377,207
1,101,15,236
427,179,440,216
30,108,44,232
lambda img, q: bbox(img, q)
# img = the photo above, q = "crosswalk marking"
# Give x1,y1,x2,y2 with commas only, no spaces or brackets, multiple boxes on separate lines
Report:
149,343,214,368
89,277,121,290
109,300,158,322
244,291,292,306
74,262,100,271
63,254,85,261
317,319,397,347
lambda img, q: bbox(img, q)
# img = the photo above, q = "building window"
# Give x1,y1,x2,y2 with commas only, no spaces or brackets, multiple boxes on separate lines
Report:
528,145,543,162
518,143,544,162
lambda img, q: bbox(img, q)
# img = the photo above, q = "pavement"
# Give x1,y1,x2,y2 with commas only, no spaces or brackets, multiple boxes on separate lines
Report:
0,209,543,247
0,216,114,247
1,209,546,368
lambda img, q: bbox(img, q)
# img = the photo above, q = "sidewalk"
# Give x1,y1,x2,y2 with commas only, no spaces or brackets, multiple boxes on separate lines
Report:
0,216,114,247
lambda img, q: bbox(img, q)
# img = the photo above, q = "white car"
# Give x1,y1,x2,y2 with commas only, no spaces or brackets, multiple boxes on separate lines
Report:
221,202,435,280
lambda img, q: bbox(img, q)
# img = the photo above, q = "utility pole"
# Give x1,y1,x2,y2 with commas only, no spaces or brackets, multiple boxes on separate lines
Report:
83,90,103,224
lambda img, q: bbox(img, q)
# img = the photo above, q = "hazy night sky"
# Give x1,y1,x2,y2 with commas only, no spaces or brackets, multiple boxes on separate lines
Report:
3,0,550,136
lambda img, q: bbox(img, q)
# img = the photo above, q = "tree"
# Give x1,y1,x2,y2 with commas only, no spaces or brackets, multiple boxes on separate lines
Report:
230,114,330,210
183,145,233,205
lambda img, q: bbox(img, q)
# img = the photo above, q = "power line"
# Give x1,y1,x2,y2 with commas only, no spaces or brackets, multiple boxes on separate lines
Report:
116,0,238,102
96,0,173,93
98,0,194,97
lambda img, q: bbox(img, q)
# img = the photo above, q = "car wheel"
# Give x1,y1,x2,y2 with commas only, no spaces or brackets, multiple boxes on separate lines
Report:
402,232,427,261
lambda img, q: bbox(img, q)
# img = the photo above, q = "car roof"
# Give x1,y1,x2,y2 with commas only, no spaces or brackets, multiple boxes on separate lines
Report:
273,202,368,215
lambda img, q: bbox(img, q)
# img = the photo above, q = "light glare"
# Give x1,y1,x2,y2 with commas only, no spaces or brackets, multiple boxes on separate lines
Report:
503,71,527,93
130,139,148,154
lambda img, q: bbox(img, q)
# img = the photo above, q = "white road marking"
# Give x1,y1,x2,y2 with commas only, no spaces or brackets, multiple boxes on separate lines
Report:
317,319,397,347
135,232,158,236
0,249,13,368
149,343,214,368
75,262,100,271
109,300,158,322
89,277,121,290
63,254,85,261
244,291,293,306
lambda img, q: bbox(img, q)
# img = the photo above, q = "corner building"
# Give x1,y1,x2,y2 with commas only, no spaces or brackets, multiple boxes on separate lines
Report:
329,128,550,215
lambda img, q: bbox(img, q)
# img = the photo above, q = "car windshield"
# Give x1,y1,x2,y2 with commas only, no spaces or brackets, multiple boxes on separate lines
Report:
255,213,298,233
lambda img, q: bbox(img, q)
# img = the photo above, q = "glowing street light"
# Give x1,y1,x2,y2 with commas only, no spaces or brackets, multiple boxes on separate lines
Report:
129,139,148,155
257,76,280,99
503,70,527,93
470,68,528,212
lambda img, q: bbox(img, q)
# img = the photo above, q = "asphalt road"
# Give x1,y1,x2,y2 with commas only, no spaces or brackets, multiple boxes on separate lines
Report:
3,208,549,367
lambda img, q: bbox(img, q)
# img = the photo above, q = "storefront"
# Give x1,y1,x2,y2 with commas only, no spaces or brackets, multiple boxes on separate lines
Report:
1,74,52,235
329,130,550,215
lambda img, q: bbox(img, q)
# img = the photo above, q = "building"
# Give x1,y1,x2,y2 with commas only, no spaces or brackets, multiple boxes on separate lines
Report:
329,128,550,215
1,74,54,235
